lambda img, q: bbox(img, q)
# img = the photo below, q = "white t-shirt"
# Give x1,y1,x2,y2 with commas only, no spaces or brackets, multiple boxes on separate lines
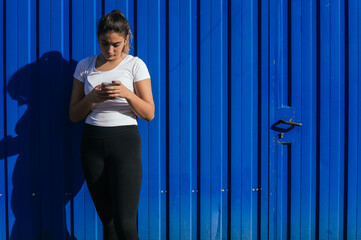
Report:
73,55,150,127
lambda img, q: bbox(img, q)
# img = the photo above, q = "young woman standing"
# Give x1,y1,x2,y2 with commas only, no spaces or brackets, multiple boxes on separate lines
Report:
69,10,154,239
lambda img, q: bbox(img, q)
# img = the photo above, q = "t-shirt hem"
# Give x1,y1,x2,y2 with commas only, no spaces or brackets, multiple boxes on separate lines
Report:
134,77,150,82
85,118,138,127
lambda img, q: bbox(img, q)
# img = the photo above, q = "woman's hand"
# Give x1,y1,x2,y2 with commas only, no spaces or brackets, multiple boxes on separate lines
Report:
103,81,132,99
69,79,113,122
87,84,112,103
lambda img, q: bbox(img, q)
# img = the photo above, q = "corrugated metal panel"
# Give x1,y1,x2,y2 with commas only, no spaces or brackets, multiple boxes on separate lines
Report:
0,0,5,238
230,0,259,239
168,0,198,239
347,1,361,239
200,0,228,239
319,1,345,239
1,0,361,239
4,0,18,236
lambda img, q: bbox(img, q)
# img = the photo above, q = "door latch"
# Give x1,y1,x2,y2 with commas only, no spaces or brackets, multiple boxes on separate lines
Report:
271,119,302,144
271,119,302,133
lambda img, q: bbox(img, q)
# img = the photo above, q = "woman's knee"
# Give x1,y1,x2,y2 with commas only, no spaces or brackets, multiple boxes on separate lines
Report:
103,219,118,240
114,218,139,240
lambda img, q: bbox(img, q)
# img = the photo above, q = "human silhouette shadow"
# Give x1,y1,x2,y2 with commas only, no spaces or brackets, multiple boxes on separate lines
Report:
0,51,84,239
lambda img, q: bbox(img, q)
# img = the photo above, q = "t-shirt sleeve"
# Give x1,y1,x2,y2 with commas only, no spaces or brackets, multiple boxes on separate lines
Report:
73,57,91,82
133,58,150,82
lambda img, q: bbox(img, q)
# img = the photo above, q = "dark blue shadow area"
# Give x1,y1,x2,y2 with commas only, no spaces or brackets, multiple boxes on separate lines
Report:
0,51,84,240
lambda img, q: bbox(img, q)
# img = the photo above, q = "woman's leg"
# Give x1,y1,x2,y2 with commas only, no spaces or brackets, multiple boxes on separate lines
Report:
81,127,118,240
106,126,142,240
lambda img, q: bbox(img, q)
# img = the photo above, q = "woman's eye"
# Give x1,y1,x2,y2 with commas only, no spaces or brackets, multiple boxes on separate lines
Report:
113,44,121,47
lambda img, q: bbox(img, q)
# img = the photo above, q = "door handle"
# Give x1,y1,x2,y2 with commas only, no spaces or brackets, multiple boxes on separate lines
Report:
271,119,302,133
277,119,302,127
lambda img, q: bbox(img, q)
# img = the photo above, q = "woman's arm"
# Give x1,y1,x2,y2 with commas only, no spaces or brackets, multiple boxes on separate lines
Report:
129,79,155,121
106,79,155,121
69,78,109,122
69,78,92,122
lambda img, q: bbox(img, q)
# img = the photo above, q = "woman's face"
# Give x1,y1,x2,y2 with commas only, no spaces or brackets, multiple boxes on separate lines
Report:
98,31,128,61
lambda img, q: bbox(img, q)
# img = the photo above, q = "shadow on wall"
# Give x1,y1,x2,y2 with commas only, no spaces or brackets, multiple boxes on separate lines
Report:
0,51,84,239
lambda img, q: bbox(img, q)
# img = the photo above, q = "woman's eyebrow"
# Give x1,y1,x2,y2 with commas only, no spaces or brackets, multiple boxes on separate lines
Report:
101,39,122,44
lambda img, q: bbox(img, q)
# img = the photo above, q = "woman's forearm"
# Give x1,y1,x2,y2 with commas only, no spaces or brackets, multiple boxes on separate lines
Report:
69,95,93,122
125,91,155,121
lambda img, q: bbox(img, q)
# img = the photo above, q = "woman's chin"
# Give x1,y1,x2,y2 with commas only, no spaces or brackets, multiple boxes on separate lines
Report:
104,55,122,61
104,55,115,60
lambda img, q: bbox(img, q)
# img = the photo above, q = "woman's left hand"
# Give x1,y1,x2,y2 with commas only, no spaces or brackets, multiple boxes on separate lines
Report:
103,79,155,121
104,80,132,99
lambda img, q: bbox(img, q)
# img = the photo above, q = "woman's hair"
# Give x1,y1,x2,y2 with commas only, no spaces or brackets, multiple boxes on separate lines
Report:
97,10,133,54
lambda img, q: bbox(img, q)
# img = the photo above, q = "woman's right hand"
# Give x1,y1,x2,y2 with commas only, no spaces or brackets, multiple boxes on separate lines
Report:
70,79,112,122
86,85,112,104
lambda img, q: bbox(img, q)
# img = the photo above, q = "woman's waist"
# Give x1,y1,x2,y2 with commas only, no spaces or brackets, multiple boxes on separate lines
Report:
83,123,139,138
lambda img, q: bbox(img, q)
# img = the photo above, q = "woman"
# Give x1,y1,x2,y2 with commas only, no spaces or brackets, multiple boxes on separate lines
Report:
69,10,154,240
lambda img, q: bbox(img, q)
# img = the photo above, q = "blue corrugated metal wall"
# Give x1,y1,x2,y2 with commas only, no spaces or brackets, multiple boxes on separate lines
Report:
0,0,360,239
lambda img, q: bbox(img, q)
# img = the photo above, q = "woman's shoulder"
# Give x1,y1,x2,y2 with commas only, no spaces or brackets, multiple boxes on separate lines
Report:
125,55,146,65
126,55,148,73
73,55,97,81
126,55,150,81
77,55,97,68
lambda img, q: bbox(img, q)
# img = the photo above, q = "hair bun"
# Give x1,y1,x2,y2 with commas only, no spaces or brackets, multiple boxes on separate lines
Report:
111,9,125,17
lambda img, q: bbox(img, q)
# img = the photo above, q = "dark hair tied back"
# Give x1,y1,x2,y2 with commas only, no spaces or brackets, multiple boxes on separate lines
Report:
97,10,133,53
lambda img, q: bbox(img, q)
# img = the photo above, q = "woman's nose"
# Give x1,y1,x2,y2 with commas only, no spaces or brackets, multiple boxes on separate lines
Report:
106,45,114,52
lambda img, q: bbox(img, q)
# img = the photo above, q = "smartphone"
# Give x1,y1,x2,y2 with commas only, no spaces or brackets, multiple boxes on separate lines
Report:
101,82,117,90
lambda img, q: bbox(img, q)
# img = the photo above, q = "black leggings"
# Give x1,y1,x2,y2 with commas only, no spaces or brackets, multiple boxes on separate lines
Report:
81,124,142,240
